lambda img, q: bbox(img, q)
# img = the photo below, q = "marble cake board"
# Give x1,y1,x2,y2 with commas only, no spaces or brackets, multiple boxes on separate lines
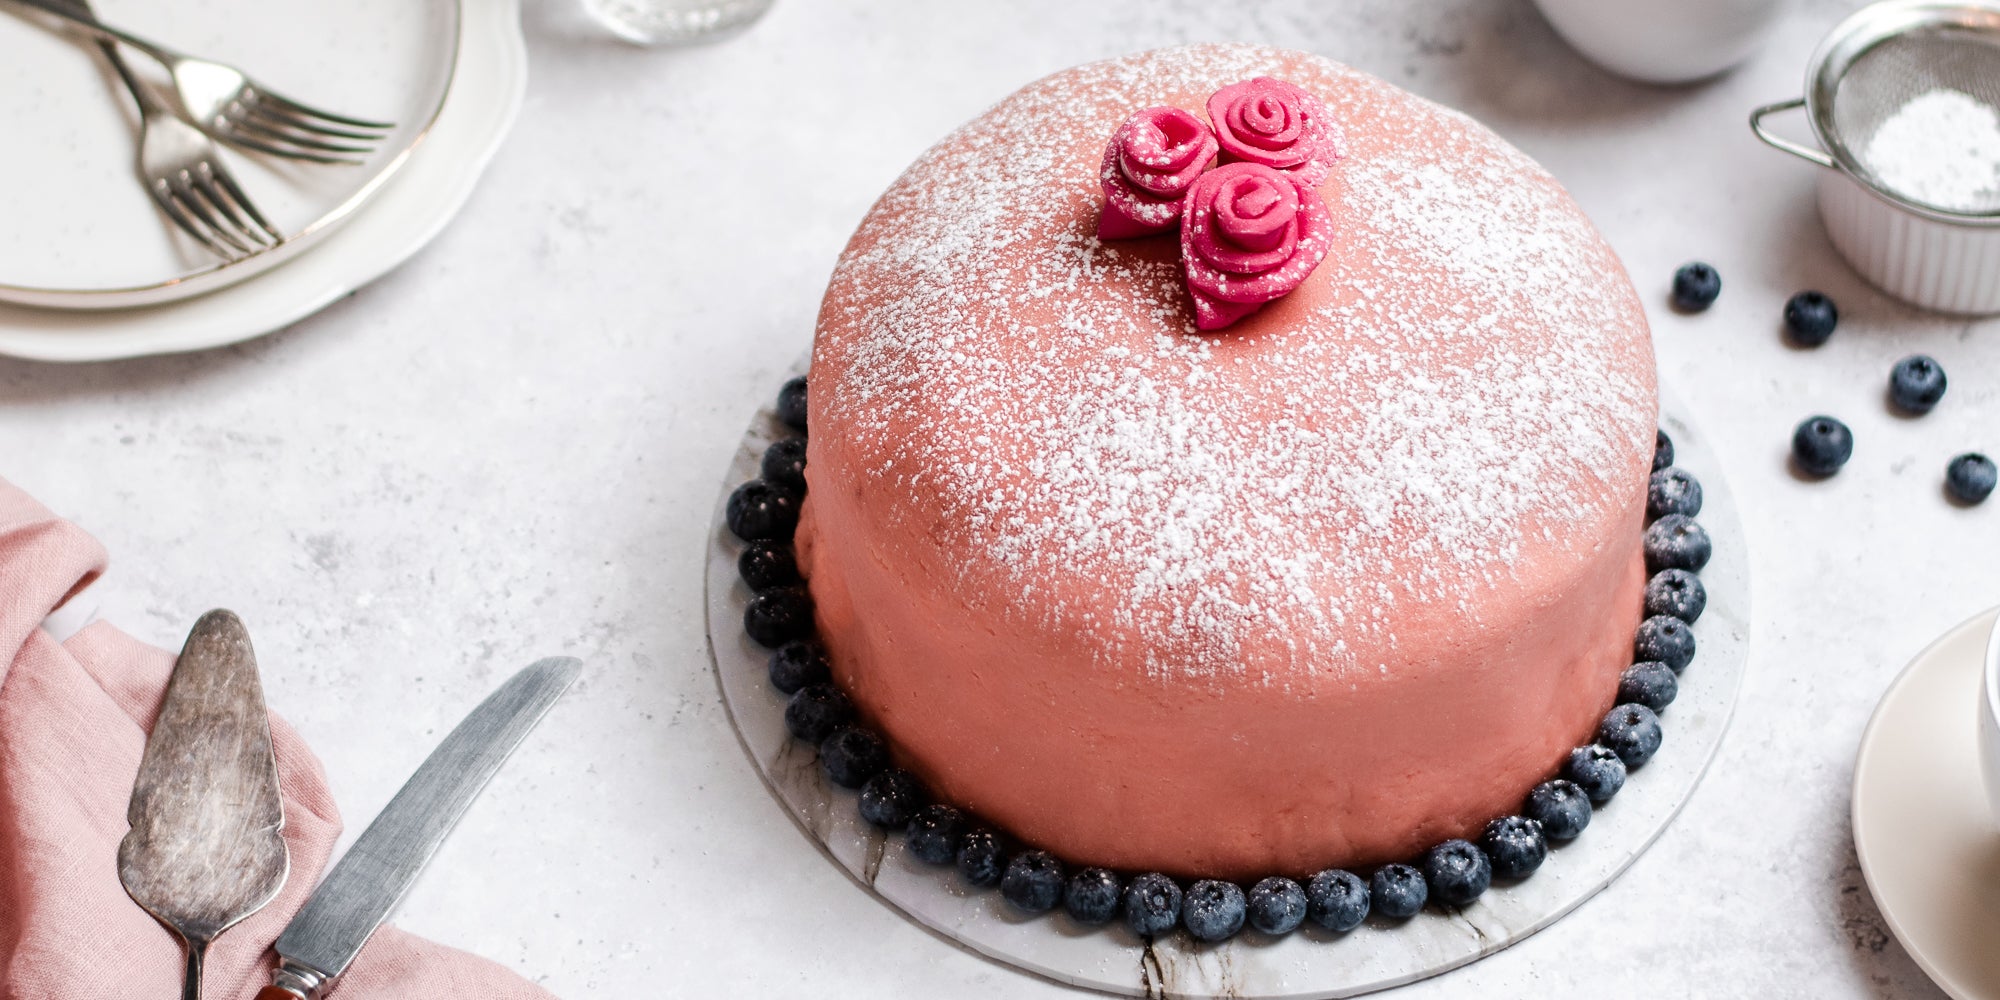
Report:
703,383,1750,999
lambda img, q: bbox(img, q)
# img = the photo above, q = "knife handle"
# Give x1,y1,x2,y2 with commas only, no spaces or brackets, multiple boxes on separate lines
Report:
255,988,307,1000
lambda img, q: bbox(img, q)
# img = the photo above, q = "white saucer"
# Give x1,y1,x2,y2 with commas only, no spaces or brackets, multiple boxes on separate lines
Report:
705,383,1751,999
1853,607,2000,1000
0,0,525,361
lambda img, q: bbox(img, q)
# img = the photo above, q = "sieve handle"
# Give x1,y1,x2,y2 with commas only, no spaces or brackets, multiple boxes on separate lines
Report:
1749,98,1835,169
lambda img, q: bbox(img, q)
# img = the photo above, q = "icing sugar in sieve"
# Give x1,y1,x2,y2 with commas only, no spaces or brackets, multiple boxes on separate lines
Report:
1836,28,2000,215
1750,1,2000,314
1861,90,2000,213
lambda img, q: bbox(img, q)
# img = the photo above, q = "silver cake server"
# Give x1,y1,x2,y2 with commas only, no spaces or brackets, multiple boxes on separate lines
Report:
254,657,581,1000
119,609,289,1000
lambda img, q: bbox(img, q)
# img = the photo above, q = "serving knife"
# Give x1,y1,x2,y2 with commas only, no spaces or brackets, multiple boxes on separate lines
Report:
119,609,288,1000
254,657,581,1000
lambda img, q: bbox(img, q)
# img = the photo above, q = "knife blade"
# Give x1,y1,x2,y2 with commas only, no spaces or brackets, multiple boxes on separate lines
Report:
118,609,288,1000
255,657,581,1000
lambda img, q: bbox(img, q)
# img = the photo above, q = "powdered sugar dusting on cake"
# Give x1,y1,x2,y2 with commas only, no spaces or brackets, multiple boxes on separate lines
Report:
812,45,1655,683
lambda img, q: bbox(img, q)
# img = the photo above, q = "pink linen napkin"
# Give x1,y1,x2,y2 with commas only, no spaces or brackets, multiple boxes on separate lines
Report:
0,477,556,1000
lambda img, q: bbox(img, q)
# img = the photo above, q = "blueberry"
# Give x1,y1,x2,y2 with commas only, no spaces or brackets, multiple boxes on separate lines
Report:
1064,868,1123,925
1647,467,1703,520
726,479,800,541
1635,615,1696,672
1643,514,1711,573
1182,880,1247,942
1792,415,1854,477
1369,863,1427,919
1564,744,1628,804
1598,703,1664,768
1671,261,1721,312
1947,453,1997,505
1653,429,1675,472
905,804,965,864
777,376,809,432
762,437,808,493
1000,850,1066,913
768,640,831,694
1783,291,1838,346
858,768,924,828
1644,568,1707,624
783,683,852,743
1305,869,1370,932
744,586,815,647
819,727,889,788
1524,779,1592,841
1889,355,1948,414
1480,816,1548,879
1618,661,1679,712
737,541,799,591
1423,839,1492,907
1245,876,1308,935
1122,873,1184,937
956,829,1006,887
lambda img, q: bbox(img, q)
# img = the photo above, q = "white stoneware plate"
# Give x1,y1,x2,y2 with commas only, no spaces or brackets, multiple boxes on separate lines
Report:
0,0,457,309
0,0,524,361
704,381,1751,999
1852,606,2000,1000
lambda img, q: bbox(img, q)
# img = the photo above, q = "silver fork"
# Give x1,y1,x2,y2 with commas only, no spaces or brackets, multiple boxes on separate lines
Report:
65,0,283,261
8,0,394,164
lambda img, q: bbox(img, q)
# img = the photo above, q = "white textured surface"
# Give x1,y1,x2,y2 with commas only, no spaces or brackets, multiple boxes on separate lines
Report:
709,388,1749,998
1,1,1997,997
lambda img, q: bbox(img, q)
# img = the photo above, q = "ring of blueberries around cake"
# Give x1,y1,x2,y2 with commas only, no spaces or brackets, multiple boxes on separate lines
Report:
728,376,1712,942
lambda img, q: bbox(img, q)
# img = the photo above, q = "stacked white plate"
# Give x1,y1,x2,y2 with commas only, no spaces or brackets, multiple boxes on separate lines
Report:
0,0,527,361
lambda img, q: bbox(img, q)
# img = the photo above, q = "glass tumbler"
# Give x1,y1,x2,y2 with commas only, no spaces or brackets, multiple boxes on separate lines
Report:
584,0,773,45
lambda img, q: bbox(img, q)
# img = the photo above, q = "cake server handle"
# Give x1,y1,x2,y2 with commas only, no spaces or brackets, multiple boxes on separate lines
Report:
1749,97,1836,169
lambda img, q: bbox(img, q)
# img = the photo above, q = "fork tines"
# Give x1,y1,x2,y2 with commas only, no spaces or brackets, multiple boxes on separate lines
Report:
213,87,395,165
150,160,283,261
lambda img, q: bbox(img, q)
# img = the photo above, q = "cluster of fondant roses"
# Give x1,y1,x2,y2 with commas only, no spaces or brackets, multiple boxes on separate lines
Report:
1098,76,1343,331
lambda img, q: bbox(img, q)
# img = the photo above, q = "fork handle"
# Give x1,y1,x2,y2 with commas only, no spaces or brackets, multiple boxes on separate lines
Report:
0,0,177,65
180,941,204,1000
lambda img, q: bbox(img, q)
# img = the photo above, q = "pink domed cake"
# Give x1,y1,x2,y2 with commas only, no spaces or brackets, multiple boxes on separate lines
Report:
794,44,1657,880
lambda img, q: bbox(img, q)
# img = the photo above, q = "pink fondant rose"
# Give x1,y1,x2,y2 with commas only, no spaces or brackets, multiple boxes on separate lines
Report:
1206,77,1342,188
1098,106,1219,239
1179,162,1333,330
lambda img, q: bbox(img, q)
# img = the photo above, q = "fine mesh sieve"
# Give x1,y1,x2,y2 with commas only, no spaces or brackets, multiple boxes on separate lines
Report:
1750,1,2000,311
1830,27,2000,213
1753,1,2000,222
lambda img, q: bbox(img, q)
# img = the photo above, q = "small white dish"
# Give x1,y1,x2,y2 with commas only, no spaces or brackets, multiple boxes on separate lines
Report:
1853,606,2000,1000
706,382,1751,999
1531,0,1787,84
0,0,525,361
0,0,457,309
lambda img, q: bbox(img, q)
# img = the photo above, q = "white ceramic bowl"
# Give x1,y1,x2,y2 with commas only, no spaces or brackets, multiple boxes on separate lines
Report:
1978,614,2000,823
1531,0,1787,84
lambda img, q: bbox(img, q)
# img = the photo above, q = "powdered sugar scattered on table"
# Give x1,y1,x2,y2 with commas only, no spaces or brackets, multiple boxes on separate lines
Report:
1863,88,2000,213
813,45,1655,682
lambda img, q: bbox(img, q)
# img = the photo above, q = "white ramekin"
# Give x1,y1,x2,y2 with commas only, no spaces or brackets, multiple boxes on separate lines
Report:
1750,1,2000,316
1816,170,2000,314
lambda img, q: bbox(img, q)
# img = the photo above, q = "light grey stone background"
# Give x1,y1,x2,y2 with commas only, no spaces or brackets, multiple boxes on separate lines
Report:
2,0,1993,996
